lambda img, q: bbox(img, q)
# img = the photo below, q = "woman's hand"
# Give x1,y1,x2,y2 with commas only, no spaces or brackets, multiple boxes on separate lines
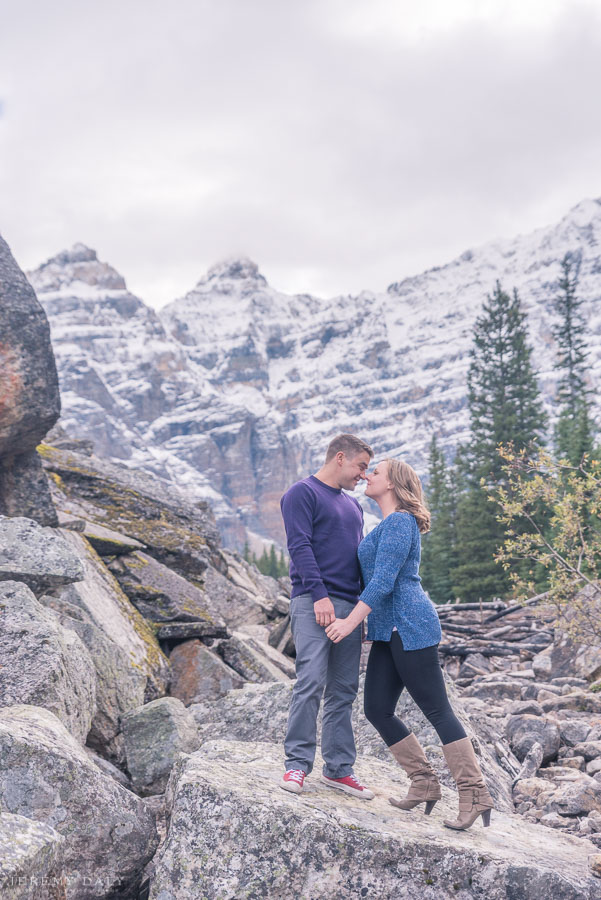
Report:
325,617,355,643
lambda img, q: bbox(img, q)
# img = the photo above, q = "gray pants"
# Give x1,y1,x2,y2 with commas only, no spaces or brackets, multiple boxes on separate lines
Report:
284,593,361,778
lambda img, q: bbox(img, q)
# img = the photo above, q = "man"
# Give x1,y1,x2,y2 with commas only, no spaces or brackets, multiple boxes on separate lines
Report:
279,433,375,799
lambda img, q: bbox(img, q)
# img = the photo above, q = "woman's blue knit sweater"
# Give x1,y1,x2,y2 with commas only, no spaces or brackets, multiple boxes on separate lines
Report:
358,511,442,650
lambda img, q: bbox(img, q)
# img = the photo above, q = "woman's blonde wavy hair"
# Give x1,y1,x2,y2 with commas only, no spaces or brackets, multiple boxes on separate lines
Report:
385,458,431,534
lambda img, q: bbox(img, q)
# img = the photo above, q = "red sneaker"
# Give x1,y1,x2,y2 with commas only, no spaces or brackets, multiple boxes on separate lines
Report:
320,773,374,800
280,769,306,794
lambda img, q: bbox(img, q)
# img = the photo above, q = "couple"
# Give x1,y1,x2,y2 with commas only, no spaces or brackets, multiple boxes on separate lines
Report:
278,433,493,831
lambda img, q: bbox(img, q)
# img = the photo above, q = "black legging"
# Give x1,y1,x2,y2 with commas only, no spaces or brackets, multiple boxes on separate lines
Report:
364,631,467,746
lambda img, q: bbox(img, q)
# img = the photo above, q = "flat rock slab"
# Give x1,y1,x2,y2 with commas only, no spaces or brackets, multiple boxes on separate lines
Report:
0,812,64,900
82,520,146,556
109,550,226,632
0,515,84,593
150,740,601,900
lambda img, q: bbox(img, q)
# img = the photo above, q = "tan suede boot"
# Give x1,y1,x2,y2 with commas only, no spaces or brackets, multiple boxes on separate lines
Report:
388,732,442,814
442,737,494,830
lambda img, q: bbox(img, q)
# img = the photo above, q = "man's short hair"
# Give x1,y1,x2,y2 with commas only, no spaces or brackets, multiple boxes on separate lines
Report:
325,433,374,463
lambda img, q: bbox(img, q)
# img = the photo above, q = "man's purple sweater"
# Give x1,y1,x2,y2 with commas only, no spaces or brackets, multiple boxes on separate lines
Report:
280,475,364,603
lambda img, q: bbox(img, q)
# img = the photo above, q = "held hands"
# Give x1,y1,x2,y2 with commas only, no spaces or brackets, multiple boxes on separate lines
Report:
325,617,354,643
314,596,336,626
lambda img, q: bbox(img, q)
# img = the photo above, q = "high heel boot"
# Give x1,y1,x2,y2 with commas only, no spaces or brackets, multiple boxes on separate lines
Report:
388,732,442,815
442,737,494,830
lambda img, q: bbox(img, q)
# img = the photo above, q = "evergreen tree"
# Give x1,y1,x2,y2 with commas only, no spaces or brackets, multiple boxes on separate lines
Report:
421,435,457,603
552,252,596,464
243,541,251,563
268,544,278,578
279,549,288,578
451,282,546,602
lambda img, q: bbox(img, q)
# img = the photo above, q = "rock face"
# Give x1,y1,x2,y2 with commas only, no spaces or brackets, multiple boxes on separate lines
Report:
29,199,601,546
0,581,96,743
0,515,84,594
57,530,170,702
0,234,60,526
0,705,158,900
149,740,601,900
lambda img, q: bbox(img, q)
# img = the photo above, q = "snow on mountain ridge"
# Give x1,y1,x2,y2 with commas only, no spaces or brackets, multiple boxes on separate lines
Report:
28,198,601,547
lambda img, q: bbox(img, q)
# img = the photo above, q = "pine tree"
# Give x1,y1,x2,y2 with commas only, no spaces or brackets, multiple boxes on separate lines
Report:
451,282,546,602
421,435,457,603
268,544,278,578
552,252,596,465
278,549,288,578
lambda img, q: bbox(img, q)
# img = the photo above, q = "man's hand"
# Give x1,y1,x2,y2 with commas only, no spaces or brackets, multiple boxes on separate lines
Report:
314,596,335,626
325,617,354,643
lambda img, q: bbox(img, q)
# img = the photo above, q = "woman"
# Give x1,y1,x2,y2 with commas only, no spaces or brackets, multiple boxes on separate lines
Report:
325,458,493,830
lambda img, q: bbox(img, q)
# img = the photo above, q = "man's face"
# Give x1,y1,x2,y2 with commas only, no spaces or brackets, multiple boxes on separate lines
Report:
338,451,371,490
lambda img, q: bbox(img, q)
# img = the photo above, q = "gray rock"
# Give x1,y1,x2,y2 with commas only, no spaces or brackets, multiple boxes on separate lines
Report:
508,700,545,716
0,516,84,594
541,692,601,715
0,812,65,900
82,520,146,556
108,550,227,633
149,739,601,900
169,640,245,704
43,593,147,765
560,719,593,747
532,615,601,683
505,714,561,764
463,680,523,702
57,530,169,701
0,234,60,525
588,760,601,777
217,631,294,683
574,743,601,761
546,775,601,817
122,697,200,796
513,741,544,783
0,705,158,899
0,581,96,743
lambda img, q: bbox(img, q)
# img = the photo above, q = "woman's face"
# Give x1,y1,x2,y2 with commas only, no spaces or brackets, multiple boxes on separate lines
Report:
365,460,390,500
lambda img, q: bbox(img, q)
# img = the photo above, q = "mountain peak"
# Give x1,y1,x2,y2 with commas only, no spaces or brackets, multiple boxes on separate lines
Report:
204,257,267,286
28,244,126,293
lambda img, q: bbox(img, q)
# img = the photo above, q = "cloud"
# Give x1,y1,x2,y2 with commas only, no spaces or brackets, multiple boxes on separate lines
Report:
1,0,601,307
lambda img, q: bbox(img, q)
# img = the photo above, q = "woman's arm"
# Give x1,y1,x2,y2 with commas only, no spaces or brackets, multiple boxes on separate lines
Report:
325,600,371,643
326,513,414,643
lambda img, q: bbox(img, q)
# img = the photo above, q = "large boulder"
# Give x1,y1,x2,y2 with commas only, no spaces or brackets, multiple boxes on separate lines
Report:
0,705,158,899
0,580,96,743
169,640,245,704
505,714,561,765
149,740,601,900
0,516,84,594
0,812,65,900
121,697,200,796
190,676,515,812
57,531,169,700
0,234,60,525
41,593,147,764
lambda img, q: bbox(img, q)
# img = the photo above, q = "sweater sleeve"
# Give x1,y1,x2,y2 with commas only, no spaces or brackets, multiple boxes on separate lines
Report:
359,513,414,613
280,483,328,603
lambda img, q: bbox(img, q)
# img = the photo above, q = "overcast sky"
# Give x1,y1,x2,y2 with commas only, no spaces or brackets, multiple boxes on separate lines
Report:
1,0,601,309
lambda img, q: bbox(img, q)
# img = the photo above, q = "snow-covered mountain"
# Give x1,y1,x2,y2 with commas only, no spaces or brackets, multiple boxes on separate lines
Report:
28,199,601,547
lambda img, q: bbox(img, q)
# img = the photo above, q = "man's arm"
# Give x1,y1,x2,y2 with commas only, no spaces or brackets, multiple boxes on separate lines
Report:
281,484,335,625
